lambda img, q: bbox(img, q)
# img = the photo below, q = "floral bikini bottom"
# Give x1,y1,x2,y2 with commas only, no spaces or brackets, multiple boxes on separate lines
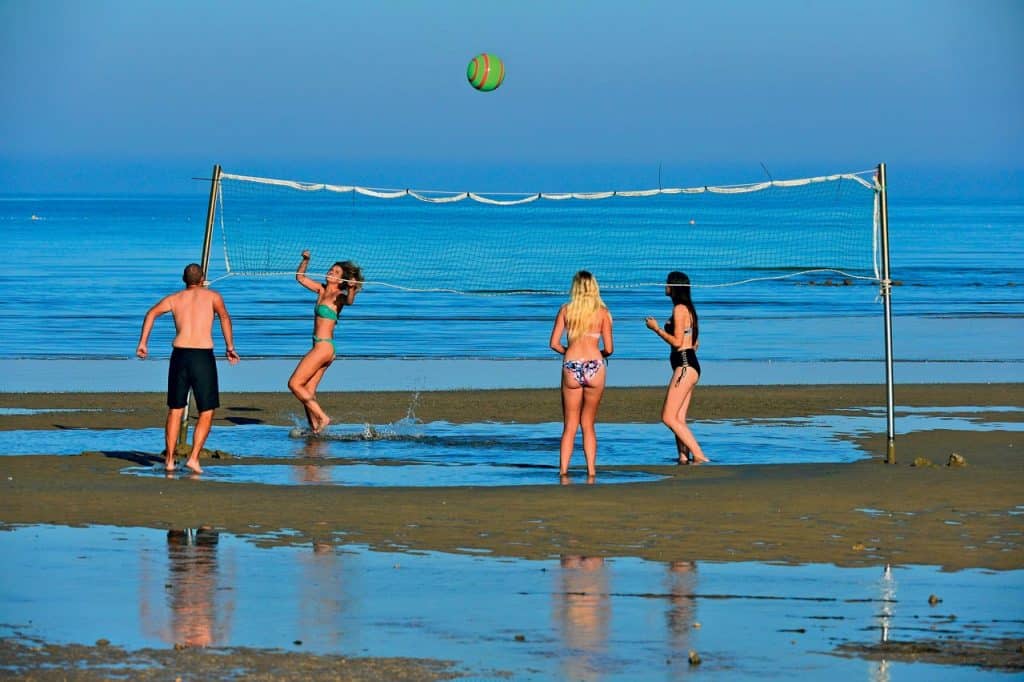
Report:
563,359,605,387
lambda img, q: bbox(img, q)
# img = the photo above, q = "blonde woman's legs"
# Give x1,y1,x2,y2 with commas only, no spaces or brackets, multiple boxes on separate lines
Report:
661,368,708,463
560,380,583,476
579,369,606,478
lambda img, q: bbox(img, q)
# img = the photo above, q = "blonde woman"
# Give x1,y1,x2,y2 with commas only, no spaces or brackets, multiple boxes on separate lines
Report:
549,270,614,479
288,250,363,434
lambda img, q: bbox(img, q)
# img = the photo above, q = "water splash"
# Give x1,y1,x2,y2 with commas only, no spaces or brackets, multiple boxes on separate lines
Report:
287,394,426,442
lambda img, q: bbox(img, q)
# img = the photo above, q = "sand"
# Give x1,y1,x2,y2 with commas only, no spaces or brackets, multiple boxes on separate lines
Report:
2,383,1022,677
1,384,1021,571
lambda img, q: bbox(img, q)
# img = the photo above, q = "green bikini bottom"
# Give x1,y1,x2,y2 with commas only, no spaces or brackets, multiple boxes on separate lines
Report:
312,336,336,352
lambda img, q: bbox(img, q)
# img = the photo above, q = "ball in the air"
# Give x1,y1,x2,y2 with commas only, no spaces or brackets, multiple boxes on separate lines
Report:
467,53,505,92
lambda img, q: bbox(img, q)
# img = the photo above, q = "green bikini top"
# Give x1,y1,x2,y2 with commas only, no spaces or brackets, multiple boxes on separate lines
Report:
314,303,338,321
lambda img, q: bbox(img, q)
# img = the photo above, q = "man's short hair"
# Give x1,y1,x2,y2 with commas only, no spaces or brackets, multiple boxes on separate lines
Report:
182,263,205,286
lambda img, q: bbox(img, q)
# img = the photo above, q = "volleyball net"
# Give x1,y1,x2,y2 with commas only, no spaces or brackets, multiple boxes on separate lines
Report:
210,169,881,293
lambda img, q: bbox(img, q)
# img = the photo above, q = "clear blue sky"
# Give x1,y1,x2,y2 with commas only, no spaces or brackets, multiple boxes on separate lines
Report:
1,0,1021,195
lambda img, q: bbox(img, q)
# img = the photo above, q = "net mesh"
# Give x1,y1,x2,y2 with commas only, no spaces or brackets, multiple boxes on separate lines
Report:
213,170,880,292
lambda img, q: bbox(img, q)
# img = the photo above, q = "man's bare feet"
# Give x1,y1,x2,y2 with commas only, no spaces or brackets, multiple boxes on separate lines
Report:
184,458,203,475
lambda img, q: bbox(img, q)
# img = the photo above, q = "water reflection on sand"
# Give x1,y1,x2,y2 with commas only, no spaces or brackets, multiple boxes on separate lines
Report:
2,525,1021,680
139,528,231,648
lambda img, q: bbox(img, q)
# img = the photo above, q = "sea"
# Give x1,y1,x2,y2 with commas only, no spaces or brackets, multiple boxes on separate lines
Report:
0,191,1021,391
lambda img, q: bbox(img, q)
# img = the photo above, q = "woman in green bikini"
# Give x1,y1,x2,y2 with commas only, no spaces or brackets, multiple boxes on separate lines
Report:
288,250,363,433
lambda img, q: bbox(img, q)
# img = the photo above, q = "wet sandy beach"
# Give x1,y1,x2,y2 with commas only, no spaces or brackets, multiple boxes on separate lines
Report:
1,383,1022,678
1,383,1021,569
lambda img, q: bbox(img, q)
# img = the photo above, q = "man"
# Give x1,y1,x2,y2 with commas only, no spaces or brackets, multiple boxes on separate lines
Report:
137,264,240,473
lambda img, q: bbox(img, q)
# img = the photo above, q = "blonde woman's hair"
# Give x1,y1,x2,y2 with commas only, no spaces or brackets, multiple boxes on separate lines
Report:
564,270,607,343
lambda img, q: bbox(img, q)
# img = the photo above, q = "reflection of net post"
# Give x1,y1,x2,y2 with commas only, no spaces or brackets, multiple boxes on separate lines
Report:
872,563,895,682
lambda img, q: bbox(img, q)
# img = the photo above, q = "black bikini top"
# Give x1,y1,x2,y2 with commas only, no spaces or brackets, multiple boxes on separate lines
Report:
665,319,692,337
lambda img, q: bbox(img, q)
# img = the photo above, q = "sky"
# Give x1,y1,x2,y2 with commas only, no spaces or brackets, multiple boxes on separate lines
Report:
1,0,1022,195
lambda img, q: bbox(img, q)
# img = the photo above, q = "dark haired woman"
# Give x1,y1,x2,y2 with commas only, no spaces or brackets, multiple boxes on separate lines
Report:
645,271,709,464
288,250,363,434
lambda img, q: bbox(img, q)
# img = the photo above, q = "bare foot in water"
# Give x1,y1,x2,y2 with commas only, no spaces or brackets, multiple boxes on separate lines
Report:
313,414,331,434
184,458,203,475
690,455,710,465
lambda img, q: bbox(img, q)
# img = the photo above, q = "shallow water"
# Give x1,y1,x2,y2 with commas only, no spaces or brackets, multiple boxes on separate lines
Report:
1,407,1021,487
2,357,1023,393
128,463,664,487
2,196,1022,369
0,525,1020,680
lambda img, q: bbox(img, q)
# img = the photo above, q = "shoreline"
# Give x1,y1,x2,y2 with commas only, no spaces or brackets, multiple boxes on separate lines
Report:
0,383,1021,571
2,357,1022,392
0,382,1021,430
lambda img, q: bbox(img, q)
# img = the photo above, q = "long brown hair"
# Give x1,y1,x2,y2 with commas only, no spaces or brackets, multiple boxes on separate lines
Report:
324,260,363,308
667,270,698,343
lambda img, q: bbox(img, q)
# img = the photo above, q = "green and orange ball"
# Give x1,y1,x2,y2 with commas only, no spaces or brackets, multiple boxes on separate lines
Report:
467,53,505,92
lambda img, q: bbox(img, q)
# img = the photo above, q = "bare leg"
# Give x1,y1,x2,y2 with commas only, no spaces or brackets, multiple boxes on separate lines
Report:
301,364,330,432
560,373,583,476
661,368,708,463
184,409,214,474
579,368,607,478
288,346,334,433
675,436,690,462
675,390,694,463
164,407,185,471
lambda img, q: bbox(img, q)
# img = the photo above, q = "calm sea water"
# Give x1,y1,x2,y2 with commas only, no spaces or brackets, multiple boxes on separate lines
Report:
0,194,1021,368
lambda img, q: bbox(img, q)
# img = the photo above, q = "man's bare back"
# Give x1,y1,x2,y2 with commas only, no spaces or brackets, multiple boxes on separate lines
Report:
137,286,235,358
167,287,221,349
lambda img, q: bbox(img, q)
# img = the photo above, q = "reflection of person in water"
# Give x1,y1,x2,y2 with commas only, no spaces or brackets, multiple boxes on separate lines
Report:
666,560,698,651
297,539,347,647
297,437,329,484
553,555,609,681
164,527,230,647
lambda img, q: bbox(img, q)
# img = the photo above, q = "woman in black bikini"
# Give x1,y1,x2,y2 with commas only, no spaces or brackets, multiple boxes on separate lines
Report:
549,270,614,480
645,271,709,464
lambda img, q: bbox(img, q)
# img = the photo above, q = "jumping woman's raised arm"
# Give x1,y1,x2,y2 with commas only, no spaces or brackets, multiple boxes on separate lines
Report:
295,250,322,294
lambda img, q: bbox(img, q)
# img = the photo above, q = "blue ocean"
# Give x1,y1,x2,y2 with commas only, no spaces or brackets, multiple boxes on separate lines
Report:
0,189,1021,389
